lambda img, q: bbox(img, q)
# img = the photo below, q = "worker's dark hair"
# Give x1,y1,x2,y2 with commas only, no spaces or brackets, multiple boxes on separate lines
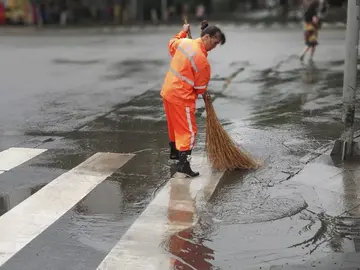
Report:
200,20,226,45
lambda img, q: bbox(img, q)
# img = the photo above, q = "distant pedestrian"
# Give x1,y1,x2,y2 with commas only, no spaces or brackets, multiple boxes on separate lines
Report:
300,0,320,62
0,2,5,25
196,4,205,22
267,0,277,17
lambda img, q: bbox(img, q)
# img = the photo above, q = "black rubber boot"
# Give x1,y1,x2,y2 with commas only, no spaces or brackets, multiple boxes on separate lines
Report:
176,150,199,178
169,141,179,160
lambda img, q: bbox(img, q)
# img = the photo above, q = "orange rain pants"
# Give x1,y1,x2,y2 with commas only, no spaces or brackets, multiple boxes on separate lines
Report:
163,99,196,151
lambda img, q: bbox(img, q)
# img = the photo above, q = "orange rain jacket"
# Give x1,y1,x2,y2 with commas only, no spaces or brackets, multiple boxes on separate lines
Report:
160,30,211,107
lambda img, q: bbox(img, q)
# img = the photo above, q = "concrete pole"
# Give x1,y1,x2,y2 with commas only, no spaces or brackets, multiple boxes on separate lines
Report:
341,0,360,159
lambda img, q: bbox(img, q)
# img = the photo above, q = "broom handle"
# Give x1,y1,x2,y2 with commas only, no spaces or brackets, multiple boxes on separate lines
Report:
182,16,210,103
183,16,192,39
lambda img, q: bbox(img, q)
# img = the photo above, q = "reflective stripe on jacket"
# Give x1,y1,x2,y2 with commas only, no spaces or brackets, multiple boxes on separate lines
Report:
160,30,210,106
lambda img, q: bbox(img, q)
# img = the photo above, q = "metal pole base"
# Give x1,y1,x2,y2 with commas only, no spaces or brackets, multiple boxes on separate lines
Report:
331,140,360,160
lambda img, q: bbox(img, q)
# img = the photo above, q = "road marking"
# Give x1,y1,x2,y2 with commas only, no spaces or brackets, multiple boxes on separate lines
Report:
0,152,134,267
0,147,47,172
96,156,225,270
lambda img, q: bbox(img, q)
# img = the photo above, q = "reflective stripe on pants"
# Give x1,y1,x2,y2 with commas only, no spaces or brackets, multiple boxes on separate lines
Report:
163,99,197,151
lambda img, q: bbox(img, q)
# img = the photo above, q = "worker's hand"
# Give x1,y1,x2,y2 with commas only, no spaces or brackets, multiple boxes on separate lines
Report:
202,92,211,102
182,24,190,34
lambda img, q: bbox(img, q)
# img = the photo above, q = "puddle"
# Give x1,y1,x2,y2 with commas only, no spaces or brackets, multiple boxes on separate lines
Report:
0,183,46,216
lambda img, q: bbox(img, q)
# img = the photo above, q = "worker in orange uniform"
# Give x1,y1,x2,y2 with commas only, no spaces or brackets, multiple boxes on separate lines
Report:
161,20,226,178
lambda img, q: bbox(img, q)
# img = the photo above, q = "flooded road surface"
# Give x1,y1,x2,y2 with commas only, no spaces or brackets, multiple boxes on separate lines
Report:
0,27,359,269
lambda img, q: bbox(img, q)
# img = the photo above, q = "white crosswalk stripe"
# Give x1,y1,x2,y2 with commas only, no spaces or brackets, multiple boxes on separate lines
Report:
0,147,47,173
0,150,134,267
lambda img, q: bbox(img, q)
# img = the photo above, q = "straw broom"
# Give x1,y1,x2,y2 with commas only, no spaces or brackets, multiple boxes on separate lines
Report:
183,18,259,171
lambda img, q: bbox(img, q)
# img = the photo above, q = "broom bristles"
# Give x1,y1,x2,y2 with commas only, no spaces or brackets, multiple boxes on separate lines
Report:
204,96,260,171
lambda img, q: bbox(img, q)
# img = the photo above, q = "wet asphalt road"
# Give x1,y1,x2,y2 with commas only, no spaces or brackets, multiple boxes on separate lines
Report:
0,27,359,270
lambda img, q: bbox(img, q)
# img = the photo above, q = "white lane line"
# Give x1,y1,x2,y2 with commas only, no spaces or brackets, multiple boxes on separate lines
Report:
0,147,47,172
96,156,225,270
0,152,134,267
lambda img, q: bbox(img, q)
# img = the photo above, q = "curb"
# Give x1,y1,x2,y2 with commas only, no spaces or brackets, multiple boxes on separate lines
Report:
273,130,360,185
0,22,346,35
300,130,360,165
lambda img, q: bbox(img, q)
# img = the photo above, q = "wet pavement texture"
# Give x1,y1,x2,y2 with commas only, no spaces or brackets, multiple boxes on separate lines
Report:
1,28,360,269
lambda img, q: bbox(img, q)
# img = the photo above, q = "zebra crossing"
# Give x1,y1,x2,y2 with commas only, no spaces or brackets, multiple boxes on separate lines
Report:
0,146,225,269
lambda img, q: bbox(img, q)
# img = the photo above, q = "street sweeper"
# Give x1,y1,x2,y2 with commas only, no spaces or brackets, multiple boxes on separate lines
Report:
160,20,226,178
